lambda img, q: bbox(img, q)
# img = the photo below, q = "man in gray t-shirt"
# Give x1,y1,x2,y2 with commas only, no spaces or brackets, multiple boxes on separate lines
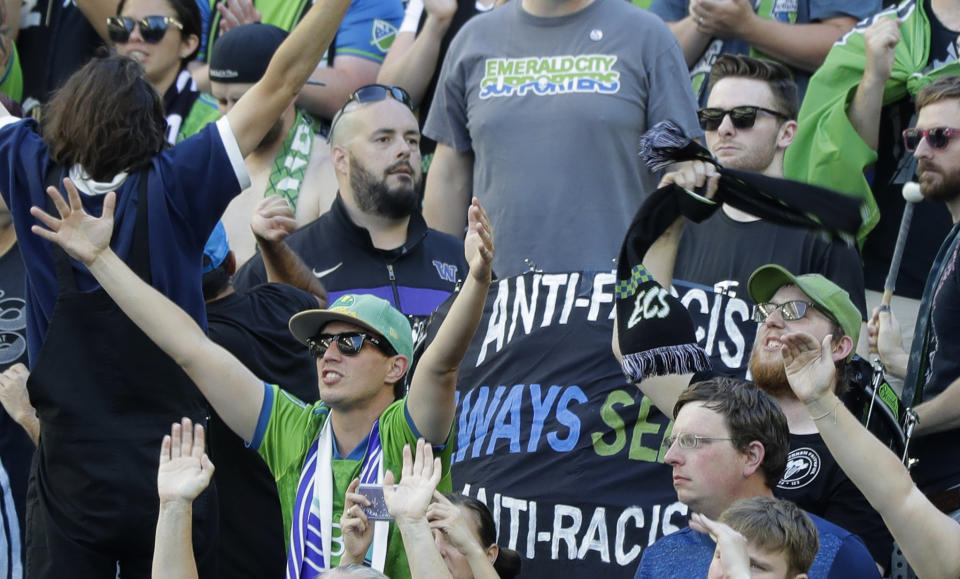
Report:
422,0,701,276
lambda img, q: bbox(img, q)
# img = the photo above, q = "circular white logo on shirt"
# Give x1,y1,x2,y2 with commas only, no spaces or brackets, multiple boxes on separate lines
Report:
777,447,821,489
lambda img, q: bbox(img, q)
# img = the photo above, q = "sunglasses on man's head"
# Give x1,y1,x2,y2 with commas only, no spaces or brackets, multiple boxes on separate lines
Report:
106,15,183,44
697,106,787,131
328,84,414,141
306,332,395,359
902,127,960,152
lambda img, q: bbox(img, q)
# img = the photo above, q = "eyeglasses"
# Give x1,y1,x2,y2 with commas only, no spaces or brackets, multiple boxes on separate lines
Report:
106,15,183,44
751,300,822,323
697,106,787,131
902,127,960,152
306,332,395,358
328,84,414,141
662,432,733,450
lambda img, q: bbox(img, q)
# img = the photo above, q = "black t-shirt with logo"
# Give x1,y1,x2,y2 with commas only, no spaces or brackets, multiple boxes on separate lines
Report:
775,433,892,571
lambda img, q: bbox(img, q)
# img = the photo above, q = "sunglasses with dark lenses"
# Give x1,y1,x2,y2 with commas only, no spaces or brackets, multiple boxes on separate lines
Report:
328,84,414,140
697,106,787,131
751,300,819,323
902,127,960,152
306,332,395,359
106,15,183,44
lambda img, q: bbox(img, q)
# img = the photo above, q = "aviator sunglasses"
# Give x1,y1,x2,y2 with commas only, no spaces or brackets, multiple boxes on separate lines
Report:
306,332,396,359
328,84,414,141
697,105,787,131
106,15,183,44
751,300,825,324
902,127,960,152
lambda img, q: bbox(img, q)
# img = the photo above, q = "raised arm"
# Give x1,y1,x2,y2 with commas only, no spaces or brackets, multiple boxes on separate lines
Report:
383,440,453,579
781,330,960,579
616,165,718,417
226,0,350,156
251,196,327,306
692,0,858,72
406,198,493,443
0,363,38,445
30,180,264,442
423,144,473,238
426,494,499,579
75,0,120,44
847,17,899,152
152,418,215,579
377,0,456,108
663,16,714,68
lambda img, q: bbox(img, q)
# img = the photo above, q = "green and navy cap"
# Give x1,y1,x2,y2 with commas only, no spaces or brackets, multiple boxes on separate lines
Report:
288,294,413,361
748,264,860,358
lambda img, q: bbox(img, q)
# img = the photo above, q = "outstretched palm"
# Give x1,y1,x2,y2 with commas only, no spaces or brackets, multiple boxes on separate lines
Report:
158,418,214,503
464,198,494,284
30,178,115,266
780,331,836,403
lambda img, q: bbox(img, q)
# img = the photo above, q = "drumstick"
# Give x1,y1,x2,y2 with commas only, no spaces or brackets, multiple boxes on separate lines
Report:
881,182,923,309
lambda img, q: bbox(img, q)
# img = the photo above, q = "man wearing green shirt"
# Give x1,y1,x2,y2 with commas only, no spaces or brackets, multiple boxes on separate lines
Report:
29,143,494,577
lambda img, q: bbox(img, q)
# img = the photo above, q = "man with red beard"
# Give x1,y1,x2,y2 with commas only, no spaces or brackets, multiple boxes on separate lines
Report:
624,262,892,571
869,76,960,511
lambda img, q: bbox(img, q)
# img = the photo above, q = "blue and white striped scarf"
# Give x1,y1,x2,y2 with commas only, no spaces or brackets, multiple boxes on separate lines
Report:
287,419,388,577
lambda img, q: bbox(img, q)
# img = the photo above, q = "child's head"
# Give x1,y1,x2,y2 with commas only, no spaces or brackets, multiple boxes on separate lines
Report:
712,497,818,579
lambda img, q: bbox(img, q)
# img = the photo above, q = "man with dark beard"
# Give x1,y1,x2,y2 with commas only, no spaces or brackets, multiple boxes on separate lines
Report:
210,23,339,264
235,83,468,347
869,75,960,511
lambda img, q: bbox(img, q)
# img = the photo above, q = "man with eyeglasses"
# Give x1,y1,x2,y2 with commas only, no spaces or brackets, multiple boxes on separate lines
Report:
656,54,868,382
869,75,960,511
635,377,879,578
208,23,338,265
623,262,893,572
234,84,468,348
29,178,494,578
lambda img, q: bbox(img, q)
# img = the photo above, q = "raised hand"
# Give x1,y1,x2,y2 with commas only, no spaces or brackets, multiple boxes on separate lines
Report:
426,493,485,557
780,331,835,404
30,178,116,266
251,196,297,243
658,160,720,199
383,439,442,524
423,0,457,24
217,0,262,34
867,305,908,378
157,418,214,505
690,512,751,579
0,363,32,425
339,477,375,564
863,17,901,85
691,0,755,39
464,198,493,284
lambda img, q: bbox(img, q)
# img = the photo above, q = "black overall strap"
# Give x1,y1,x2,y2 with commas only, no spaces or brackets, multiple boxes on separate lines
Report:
43,165,152,289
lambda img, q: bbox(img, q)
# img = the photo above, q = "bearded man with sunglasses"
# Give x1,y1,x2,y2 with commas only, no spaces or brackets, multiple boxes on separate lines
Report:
234,84,468,347
869,75,960,510
658,55,868,382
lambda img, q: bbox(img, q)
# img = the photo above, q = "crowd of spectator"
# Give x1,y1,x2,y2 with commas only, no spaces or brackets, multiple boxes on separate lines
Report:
0,0,958,577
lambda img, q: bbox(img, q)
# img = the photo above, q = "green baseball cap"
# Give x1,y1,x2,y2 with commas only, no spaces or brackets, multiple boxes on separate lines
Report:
288,294,413,361
747,264,860,358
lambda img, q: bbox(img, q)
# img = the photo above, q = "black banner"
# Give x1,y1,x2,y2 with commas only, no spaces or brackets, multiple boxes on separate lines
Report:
421,271,686,577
